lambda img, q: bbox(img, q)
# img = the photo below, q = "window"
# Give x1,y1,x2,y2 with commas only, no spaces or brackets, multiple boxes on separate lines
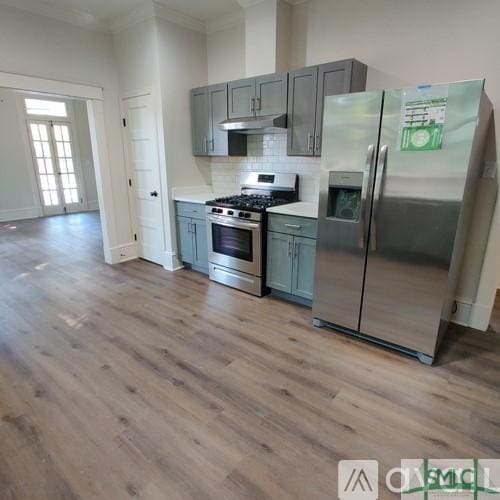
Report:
25,98,67,117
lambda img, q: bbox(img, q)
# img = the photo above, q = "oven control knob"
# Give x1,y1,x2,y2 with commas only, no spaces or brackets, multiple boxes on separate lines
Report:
238,211,245,217
244,212,251,218
211,207,217,213
217,208,223,214
227,210,233,215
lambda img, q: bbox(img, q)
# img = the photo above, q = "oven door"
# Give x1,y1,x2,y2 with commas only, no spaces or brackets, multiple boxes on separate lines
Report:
207,214,261,276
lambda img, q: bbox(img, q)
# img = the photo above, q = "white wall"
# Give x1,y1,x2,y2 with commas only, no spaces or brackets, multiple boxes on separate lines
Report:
73,100,99,210
112,15,210,269
0,88,41,221
0,4,132,246
207,23,245,85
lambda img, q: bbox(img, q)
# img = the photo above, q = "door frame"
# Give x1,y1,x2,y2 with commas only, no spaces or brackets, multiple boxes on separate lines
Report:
0,70,121,265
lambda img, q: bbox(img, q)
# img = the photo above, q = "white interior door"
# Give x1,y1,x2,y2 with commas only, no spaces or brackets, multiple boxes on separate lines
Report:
28,120,84,215
122,94,164,265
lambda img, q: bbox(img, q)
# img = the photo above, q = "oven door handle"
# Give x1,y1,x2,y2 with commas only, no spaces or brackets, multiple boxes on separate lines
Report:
208,215,260,230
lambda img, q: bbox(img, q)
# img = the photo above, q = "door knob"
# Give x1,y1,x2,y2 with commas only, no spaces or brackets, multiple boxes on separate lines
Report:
150,190,158,197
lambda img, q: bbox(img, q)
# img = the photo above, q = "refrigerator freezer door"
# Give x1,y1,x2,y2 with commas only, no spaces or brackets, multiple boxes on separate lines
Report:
360,81,485,356
312,91,383,330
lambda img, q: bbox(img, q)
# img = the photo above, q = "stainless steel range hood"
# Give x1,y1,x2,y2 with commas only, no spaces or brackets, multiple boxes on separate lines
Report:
219,114,287,135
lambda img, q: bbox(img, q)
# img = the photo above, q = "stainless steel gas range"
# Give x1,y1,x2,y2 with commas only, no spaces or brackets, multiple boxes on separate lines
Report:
205,172,298,296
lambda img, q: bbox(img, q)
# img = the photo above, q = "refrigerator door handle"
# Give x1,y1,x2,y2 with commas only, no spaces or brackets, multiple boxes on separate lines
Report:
371,144,388,251
358,144,375,249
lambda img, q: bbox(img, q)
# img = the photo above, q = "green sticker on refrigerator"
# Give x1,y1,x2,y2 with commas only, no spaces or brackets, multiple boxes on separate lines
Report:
399,93,447,151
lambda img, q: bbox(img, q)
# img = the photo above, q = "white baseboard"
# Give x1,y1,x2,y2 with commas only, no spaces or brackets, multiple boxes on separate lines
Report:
109,242,139,264
163,250,182,271
469,301,495,331
87,200,99,211
451,298,473,327
0,206,42,222
451,296,493,331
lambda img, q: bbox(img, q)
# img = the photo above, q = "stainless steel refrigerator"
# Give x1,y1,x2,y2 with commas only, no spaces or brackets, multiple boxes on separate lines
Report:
312,80,492,364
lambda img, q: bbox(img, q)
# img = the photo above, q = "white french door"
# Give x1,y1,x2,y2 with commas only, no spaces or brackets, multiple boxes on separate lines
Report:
28,120,84,216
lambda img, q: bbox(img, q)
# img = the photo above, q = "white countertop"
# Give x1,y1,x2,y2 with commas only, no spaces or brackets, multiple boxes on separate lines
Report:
267,201,318,219
172,186,238,204
173,192,215,204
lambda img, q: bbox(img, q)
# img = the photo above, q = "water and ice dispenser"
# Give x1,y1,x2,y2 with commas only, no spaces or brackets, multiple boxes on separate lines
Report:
327,171,363,221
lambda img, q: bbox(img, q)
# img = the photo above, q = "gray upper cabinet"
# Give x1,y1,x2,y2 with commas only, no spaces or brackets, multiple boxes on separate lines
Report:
228,72,288,119
288,59,367,156
255,72,288,116
191,83,246,157
287,66,318,156
191,58,365,157
190,87,209,155
208,83,229,156
314,59,367,155
228,77,256,119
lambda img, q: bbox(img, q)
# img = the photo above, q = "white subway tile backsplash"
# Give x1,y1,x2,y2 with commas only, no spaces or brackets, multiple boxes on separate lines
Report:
210,133,321,202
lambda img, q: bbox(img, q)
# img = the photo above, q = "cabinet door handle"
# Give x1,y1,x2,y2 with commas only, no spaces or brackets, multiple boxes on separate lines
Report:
315,134,320,152
293,241,298,258
204,137,208,153
255,97,261,111
307,133,313,152
285,223,302,229
250,96,255,113
287,240,292,257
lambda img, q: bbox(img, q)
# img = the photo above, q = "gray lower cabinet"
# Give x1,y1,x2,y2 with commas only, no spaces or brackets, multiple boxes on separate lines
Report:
192,219,208,270
266,232,294,292
291,236,316,300
266,215,317,301
176,202,208,273
287,59,367,156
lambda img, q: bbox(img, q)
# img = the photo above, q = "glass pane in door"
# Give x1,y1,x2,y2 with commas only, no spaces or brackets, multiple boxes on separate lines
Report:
29,123,59,207
53,124,79,204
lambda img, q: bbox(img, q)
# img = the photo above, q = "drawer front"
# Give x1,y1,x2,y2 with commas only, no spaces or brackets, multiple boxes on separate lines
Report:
175,201,206,220
268,214,317,239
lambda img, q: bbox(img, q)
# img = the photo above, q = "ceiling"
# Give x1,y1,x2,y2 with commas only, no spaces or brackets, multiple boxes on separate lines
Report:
0,0,244,30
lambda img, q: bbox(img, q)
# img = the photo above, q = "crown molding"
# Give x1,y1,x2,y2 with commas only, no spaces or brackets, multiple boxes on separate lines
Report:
1,0,306,36
153,1,206,33
236,0,307,7
0,0,108,32
111,1,206,34
206,10,244,35
109,3,155,33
